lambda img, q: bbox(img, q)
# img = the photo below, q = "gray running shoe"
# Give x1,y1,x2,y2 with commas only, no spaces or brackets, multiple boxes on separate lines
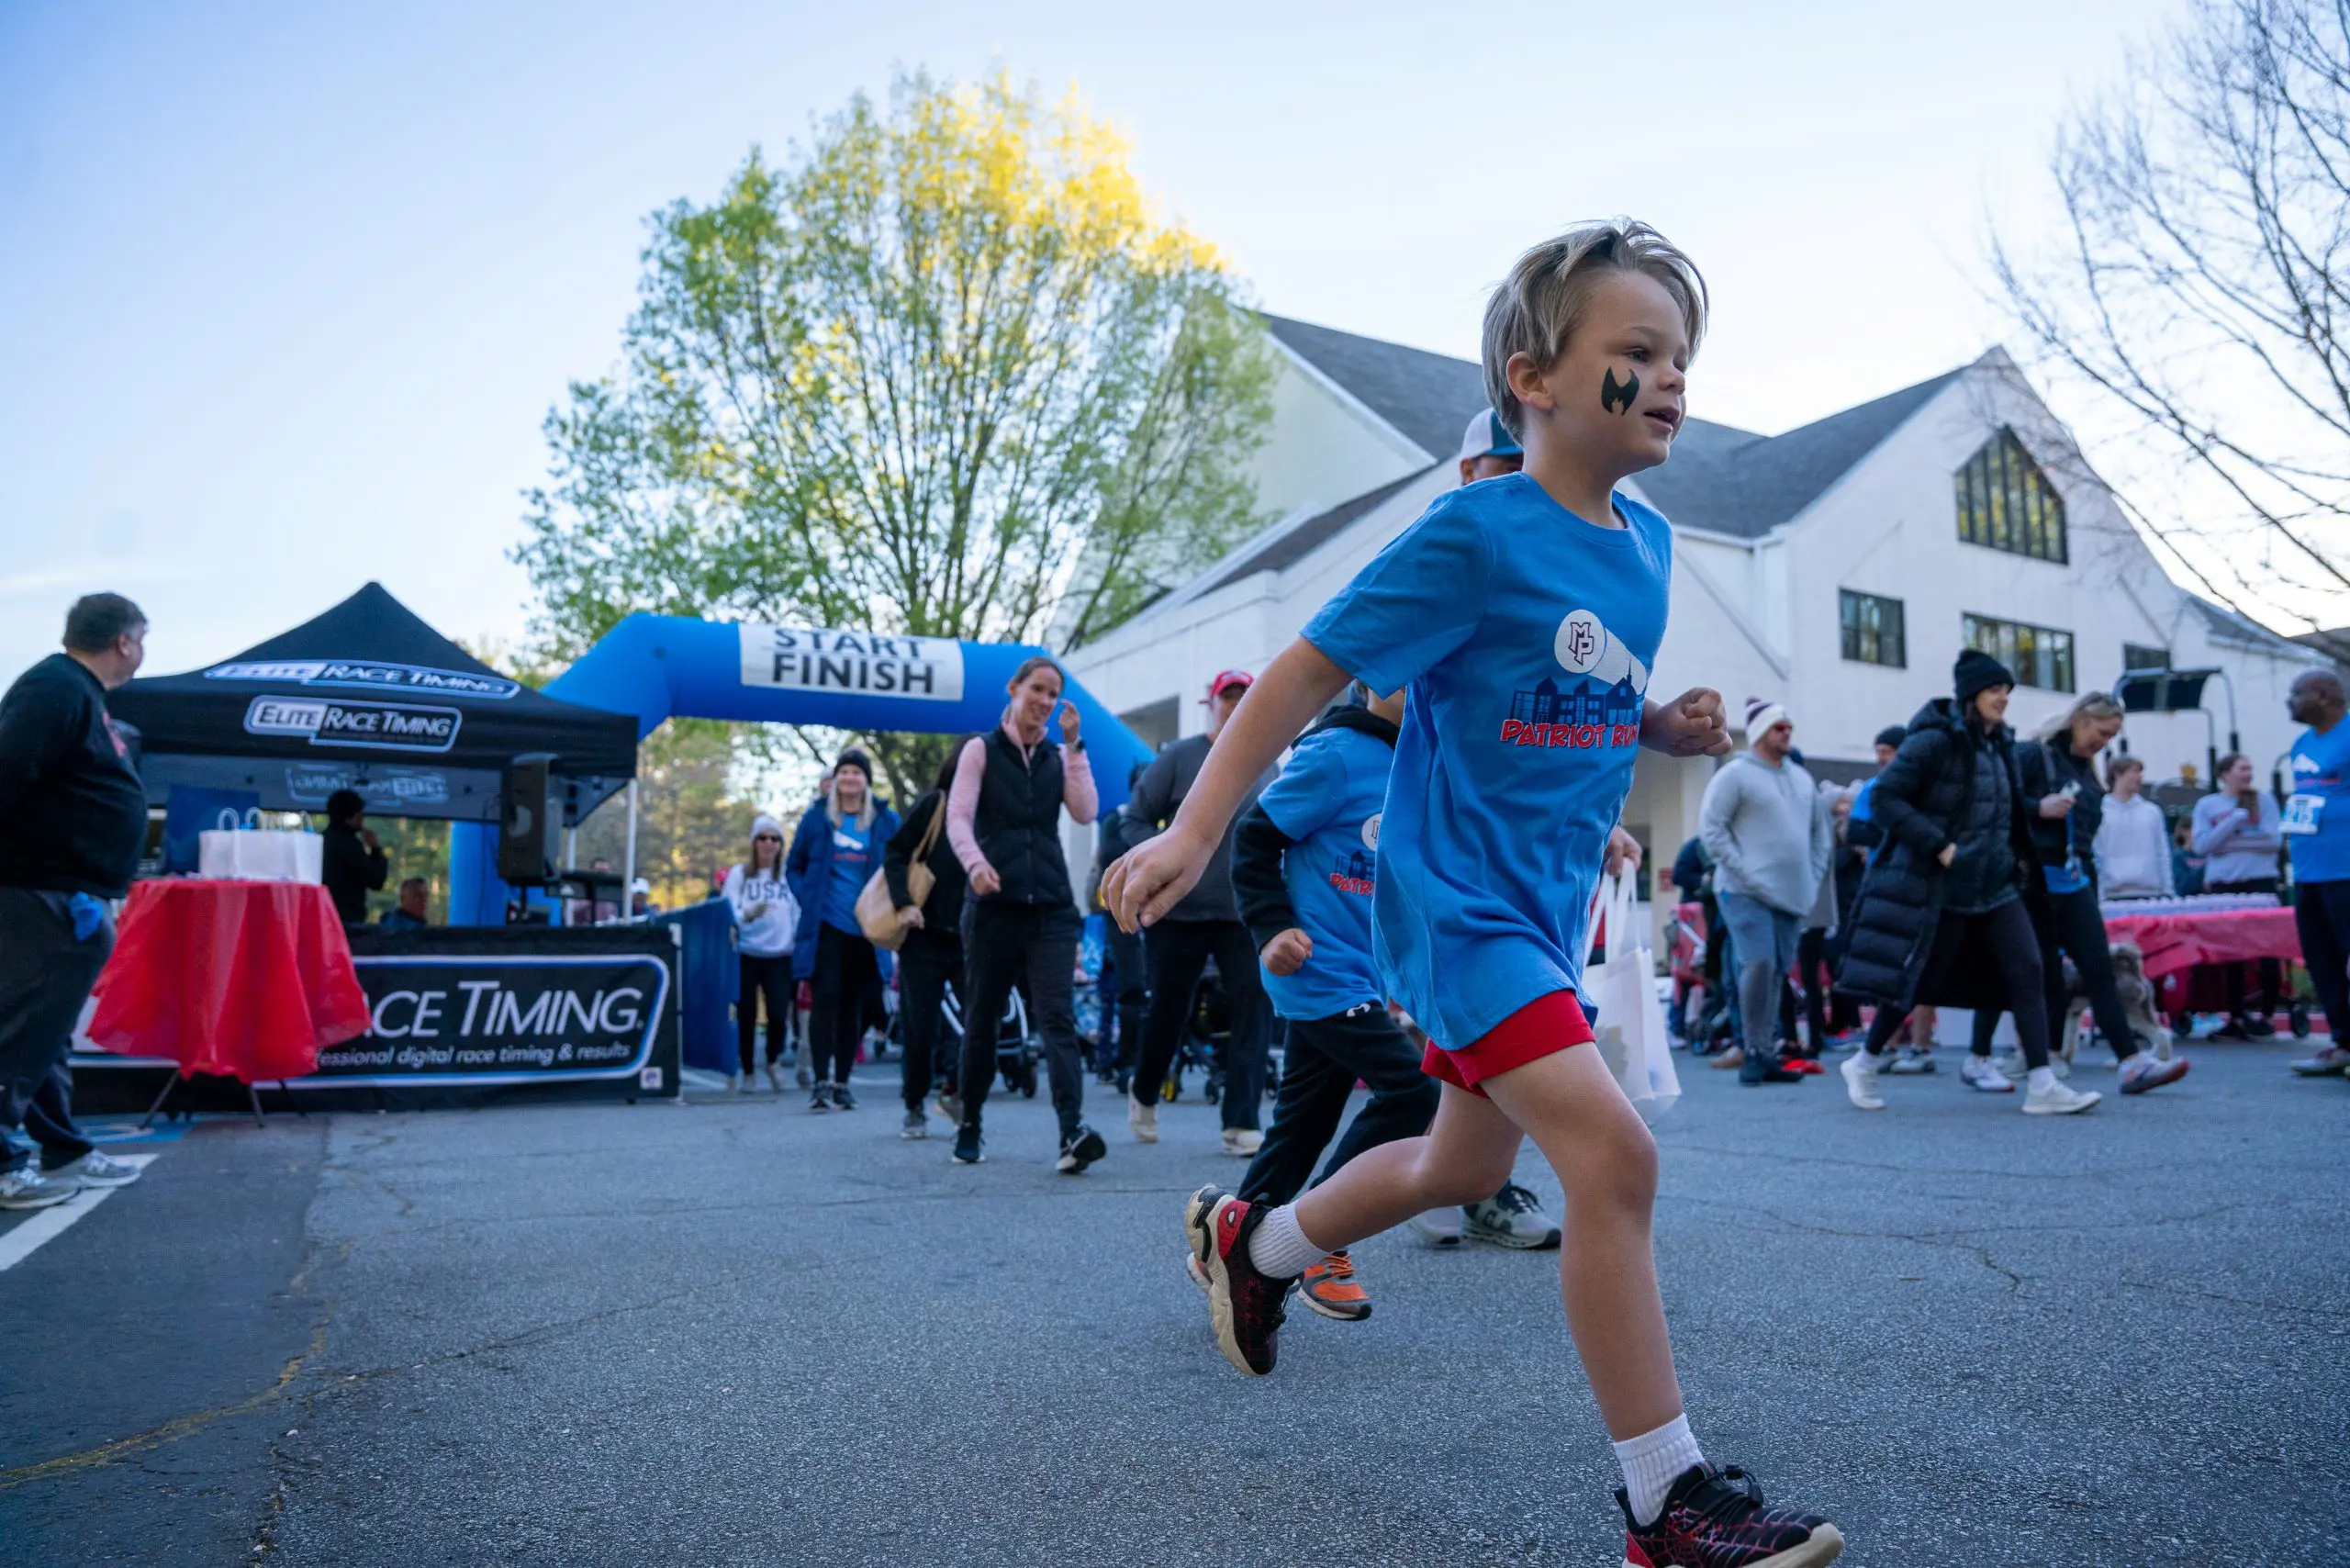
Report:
44,1150,142,1187
808,1082,833,1113
0,1167,80,1209
1405,1208,1465,1248
1463,1182,1562,1249
901,1110,928,1139
2289,1045,2350,1076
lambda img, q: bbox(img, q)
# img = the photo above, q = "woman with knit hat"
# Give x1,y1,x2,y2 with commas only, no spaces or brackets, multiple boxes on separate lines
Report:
786,748,901,1111
1835,648,2102,1115
724,812,800,1096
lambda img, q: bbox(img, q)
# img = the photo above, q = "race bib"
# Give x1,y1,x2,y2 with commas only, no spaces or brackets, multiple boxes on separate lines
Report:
2281,793,2323,836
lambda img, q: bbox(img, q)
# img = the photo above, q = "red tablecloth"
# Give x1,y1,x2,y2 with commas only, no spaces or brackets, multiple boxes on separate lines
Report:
86,879,372,1081
2102,905,2304,982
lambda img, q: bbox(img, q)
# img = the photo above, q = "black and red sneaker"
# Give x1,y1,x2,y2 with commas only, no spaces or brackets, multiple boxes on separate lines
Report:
1619,1463,1843,1567
1182,1184,1293,1376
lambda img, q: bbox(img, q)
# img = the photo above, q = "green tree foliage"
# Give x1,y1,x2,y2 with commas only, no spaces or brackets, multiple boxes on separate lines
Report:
515,71,1277,801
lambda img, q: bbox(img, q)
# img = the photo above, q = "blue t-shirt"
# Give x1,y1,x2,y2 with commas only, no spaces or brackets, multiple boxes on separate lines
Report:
2285,721,2350,884
822,819,873,933
1303,474,1670,1049
1256,722,1393,1022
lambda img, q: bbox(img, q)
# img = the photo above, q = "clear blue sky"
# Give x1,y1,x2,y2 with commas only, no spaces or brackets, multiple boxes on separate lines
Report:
0,0,2193,683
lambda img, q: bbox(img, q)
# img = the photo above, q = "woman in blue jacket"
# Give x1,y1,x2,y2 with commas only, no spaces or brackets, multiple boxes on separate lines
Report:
787,748,901,1111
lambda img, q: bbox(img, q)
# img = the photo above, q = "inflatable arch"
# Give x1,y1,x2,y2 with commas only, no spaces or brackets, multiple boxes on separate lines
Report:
447,615,1152,925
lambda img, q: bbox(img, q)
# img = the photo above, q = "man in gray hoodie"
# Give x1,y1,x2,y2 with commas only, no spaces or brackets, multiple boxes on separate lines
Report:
1700,698,1832,1084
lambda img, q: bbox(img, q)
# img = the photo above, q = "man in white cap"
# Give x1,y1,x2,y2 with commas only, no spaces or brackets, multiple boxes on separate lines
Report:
1456,407,1525,486
1698,698,1831,1084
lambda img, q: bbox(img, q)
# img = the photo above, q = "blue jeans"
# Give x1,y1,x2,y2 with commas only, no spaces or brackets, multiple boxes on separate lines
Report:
1718,890,1801,1067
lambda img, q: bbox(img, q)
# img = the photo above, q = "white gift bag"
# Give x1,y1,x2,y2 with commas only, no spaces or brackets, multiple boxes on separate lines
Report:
1586,870,1680,1121
198,808,324,884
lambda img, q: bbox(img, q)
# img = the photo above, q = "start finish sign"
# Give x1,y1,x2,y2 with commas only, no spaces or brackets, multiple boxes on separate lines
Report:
737,625,965,702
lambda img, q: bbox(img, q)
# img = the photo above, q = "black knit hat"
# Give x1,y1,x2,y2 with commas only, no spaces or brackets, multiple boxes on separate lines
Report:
1873,723,1908,751
1953,648,2015,704
833,746,874,780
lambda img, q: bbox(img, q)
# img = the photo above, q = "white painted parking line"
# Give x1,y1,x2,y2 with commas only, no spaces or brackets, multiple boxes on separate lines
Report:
0,1153,161,1273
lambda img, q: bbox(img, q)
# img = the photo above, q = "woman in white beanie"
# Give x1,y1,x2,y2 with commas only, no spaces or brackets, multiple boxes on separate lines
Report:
725,813,800,1096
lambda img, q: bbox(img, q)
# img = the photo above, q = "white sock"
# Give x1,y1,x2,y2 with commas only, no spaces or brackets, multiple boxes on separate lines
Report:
1245,1203,1323,1279
2028,1065,2056,1092
1615,1414,1704,1527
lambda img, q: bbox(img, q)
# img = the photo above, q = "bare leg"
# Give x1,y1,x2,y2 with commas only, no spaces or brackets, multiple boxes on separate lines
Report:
1291,1046,1679,1439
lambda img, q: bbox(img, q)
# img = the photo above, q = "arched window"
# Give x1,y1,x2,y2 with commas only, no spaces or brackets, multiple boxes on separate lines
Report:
1954,428,2066,563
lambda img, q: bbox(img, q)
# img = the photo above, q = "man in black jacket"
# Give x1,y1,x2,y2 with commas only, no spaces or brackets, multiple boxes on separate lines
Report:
1125,670,1274,1156
0,593,151,1209
319,789,388,924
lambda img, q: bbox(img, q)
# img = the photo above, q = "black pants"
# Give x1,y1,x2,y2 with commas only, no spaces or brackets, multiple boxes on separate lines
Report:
1237,1003,1437,1209
1796,925,1858,1045
1098,920,1147,1077
898,927,963,1112
1865,898,2051,1070
0,889,115,1175
958,901,1086,1138
1964,885,2142,1061
2208,878,2287,1019
810,924,878,1087
1134,919,1270,1131
2295,879,2350,1045
736,952,794,1076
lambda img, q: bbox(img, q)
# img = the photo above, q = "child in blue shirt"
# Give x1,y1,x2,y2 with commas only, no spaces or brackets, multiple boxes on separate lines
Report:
1222,684,1435,1322
1104,221,1842,1567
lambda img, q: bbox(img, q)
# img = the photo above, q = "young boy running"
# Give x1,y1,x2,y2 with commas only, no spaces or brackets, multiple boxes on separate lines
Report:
1104,222,1843,1567
1223,682,1435,1321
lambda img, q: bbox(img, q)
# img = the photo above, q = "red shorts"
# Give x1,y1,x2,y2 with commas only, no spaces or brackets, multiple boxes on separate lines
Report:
1419,990,1595,1096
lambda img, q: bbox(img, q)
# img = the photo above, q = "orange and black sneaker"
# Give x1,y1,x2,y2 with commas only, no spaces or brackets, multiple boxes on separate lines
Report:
1182,1184,1292,1376
1298,1250,1371,1322
1620,1463,1843,1568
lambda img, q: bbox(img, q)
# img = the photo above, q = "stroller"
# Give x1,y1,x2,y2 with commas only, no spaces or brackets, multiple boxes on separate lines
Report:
886,970,1041,1097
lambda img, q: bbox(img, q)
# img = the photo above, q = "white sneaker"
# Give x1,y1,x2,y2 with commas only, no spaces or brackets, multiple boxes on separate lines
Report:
45,1150,142,1187
765,1060,787,1094
726,1073,744,1099
1127,1094,1159,1144
1960,1055,2015,1093
1841,1049,1885,1110
1406,1208,1465,1248
0,1168,80,1209
1886,1047,1933,1075
2022,1077,2102,1115
1221,1126,1262,1158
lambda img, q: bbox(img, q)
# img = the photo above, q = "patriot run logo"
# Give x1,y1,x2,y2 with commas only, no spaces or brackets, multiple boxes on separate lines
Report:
1328,845,1375,897
1499,607,1650,750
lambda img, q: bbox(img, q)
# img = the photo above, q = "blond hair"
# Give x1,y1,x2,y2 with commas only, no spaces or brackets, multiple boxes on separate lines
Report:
1482,220,1708,436
2028,689,2124,745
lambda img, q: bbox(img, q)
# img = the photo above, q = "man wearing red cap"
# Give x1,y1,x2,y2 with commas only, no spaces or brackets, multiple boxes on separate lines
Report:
1126,670,1273,1155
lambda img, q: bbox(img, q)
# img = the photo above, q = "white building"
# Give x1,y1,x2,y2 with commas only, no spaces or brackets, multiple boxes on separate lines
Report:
1067,315,2327,897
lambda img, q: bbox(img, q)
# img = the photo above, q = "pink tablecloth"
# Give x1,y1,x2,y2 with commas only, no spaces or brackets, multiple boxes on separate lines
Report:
85,879,372,1081
2101,905,2303,982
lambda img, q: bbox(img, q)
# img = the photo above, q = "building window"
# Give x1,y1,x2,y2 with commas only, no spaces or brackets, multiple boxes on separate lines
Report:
1840,589,1907,668
1954,429,2067,563
2122,643,2170,672
1964,612,2076,692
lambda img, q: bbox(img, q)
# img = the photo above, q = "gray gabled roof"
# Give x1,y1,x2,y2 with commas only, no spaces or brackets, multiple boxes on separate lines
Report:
1634,368,1964,538
2195,597,2333,660
1260,313,1962,542
1195,465,1438,598
1261,315,1491,461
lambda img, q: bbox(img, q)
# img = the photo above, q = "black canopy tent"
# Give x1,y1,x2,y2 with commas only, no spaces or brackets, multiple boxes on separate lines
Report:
108,582,636,824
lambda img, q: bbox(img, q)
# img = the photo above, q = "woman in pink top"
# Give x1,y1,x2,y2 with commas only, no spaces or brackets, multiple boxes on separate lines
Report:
944,656,1104,1173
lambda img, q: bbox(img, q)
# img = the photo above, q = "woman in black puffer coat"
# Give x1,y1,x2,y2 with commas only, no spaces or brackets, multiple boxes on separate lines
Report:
1834,650,2100,1115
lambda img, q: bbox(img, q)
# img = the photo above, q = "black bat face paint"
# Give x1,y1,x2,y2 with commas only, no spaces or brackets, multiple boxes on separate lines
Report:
1601,367,1639,415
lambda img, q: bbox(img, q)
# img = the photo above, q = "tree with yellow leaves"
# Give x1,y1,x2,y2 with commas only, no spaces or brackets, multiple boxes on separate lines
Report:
516,70,1276,800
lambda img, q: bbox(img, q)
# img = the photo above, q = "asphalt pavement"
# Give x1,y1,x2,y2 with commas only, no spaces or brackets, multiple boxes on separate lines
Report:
4,1042,2347,1566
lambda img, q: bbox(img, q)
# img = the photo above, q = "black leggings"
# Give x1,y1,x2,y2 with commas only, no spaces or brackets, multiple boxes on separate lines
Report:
1865,899,2051,1070
737,953,795,1075
1964,885,2141,1061
2296,879,2350,1044
897,928,962,1111
811,924,879,1086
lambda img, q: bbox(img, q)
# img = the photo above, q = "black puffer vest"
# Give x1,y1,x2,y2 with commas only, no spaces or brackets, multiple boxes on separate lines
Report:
973,726,1073,905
